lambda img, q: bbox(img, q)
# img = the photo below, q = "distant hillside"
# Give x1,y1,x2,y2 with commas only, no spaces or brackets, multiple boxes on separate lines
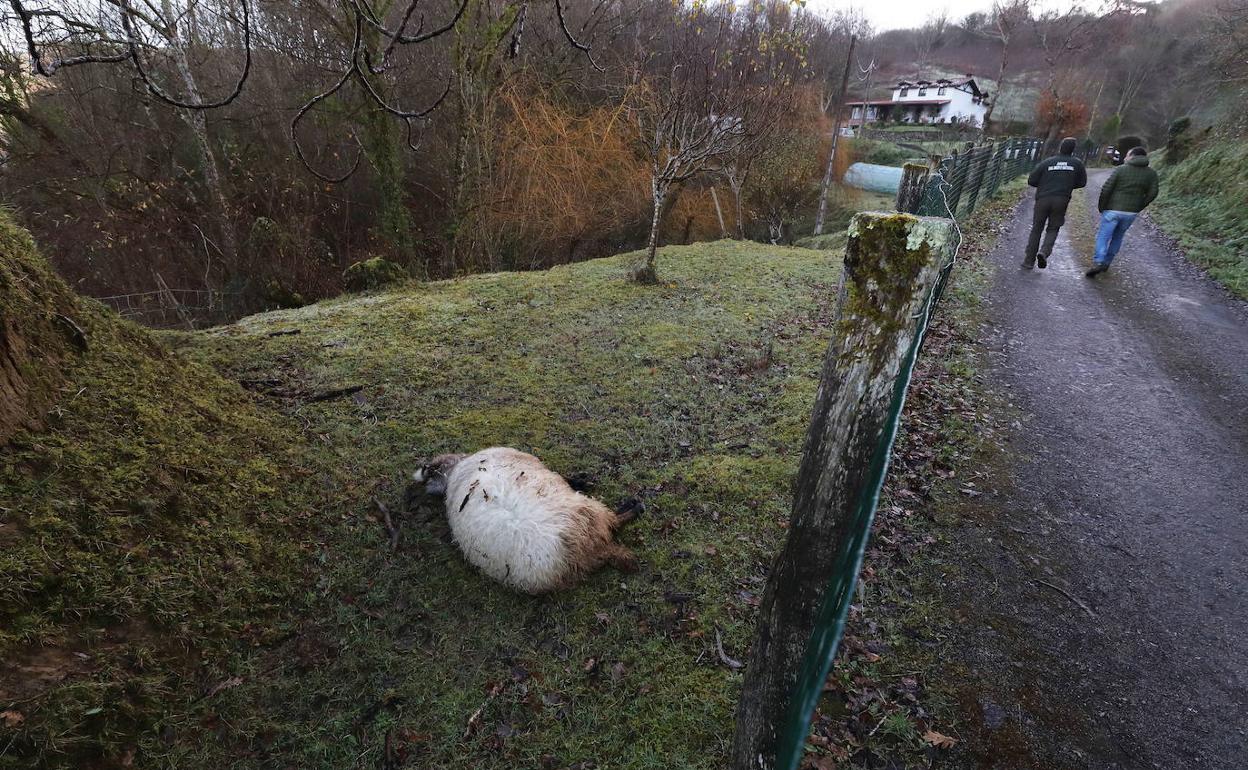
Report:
858,0,1234,142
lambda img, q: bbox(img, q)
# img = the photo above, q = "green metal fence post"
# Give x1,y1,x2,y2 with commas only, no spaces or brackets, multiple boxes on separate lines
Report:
962,145,989,215
947,150,970,214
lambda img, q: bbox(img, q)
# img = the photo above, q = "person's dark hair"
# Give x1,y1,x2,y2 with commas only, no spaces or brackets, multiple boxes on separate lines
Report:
1128,146,1148,158
1059,137,1077,155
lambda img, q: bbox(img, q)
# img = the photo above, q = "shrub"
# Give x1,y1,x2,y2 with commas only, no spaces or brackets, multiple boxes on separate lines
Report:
343,256,408,292
1095,114,1122,144
1116,134,1145,155
1163,118,1194,165
262,279,307,309
476,84,651,271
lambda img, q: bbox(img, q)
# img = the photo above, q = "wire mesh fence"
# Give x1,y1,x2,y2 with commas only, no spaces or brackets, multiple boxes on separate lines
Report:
93,287,242,329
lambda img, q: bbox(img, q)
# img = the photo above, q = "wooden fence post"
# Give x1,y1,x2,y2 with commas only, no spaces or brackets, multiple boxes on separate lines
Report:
730,211,959,770
895,163,930,214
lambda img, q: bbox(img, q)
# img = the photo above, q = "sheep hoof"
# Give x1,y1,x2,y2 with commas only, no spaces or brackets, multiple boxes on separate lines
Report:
614,497,646,527
567,471,593,493
608,547,640,573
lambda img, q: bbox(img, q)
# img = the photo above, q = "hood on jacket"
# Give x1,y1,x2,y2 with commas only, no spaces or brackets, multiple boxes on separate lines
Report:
1127,155,1150,167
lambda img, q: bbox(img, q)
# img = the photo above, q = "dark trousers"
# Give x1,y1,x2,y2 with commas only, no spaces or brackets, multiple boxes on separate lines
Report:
1026,195,1070,261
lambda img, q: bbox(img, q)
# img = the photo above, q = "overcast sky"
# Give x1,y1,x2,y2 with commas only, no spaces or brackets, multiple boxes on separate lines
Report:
806,0,1084,32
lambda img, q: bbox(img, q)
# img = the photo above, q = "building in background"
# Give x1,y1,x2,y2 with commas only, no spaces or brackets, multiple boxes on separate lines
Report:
841,76,990,135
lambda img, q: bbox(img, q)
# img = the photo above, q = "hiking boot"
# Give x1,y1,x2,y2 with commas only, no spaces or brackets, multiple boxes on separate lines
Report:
1085,263,1108,278
1022,256,1035,269
1036,253,1048,269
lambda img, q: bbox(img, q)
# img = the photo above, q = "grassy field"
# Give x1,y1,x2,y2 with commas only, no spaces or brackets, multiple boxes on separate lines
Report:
0,215,309,767
4,235,860,768
173,241,850,769
2,181,1029,767
1150,139,1248,299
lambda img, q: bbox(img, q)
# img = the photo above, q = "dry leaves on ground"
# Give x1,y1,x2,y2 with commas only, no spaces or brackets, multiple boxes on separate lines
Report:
922,728,958,749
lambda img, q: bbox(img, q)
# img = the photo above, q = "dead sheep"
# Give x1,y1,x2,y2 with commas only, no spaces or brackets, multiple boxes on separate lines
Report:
413,447,641,594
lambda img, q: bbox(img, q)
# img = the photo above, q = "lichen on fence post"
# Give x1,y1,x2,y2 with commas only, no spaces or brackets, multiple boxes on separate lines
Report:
730,211,958,770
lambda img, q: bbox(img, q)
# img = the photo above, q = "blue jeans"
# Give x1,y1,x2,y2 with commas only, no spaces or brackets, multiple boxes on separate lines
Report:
1094,210,1138,266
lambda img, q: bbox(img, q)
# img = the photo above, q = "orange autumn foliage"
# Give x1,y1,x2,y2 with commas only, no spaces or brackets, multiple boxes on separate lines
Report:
1035,90,1090,136
481,85,652,268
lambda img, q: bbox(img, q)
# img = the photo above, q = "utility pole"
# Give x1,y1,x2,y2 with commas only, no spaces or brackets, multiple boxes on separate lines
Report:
813,34,857,236
855,55,878,138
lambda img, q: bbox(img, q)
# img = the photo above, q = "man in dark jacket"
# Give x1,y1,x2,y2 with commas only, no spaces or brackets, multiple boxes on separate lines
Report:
1087,146,1160,277
1023,136,1087,269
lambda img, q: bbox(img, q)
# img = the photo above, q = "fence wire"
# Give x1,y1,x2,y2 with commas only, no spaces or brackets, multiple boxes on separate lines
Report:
774,135,1042,770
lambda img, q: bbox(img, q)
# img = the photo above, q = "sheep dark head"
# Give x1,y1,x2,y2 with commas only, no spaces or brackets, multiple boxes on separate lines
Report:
412,453,466,498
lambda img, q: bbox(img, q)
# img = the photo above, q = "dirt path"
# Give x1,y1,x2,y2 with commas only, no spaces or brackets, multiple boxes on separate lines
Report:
943,170,1248,769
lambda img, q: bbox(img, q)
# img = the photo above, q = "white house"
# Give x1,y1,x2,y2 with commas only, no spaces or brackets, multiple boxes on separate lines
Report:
842,76,990,133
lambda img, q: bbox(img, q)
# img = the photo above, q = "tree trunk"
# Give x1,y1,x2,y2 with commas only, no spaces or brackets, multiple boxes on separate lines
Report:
981,41,1010,137
813,36,857,236
710,186,728,238
634,177,665,283
164,2,238,274
731,175,746,239
360,102,416,257
1086,78,1106,140
731,212,956,770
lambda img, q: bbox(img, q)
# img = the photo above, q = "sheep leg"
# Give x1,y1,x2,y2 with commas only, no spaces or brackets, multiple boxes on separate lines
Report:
612,497,646,530
603,543,639,573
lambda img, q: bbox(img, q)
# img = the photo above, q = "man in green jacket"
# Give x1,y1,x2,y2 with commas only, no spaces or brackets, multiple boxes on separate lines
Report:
1087,146,1160,277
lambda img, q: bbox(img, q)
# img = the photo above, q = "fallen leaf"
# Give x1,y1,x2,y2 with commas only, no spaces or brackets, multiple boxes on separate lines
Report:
206,676,244,698
923,728,958,749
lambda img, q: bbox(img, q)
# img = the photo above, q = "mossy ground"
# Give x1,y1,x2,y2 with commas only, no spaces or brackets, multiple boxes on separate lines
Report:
0,221,308,767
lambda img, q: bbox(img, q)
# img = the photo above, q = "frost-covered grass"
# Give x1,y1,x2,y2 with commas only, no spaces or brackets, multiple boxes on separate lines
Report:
171,240,844,769
4,232,849,768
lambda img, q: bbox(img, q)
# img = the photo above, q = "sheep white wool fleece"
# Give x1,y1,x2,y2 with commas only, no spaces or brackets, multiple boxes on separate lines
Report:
429,447,600,593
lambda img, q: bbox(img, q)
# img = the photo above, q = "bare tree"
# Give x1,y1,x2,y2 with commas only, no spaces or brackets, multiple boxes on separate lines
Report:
969,0,1031,135
1211,0,1248,82
912,8,949,76
1032,3,1117,149
624,0,801,283
7,0,253,265
812,33,855,236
